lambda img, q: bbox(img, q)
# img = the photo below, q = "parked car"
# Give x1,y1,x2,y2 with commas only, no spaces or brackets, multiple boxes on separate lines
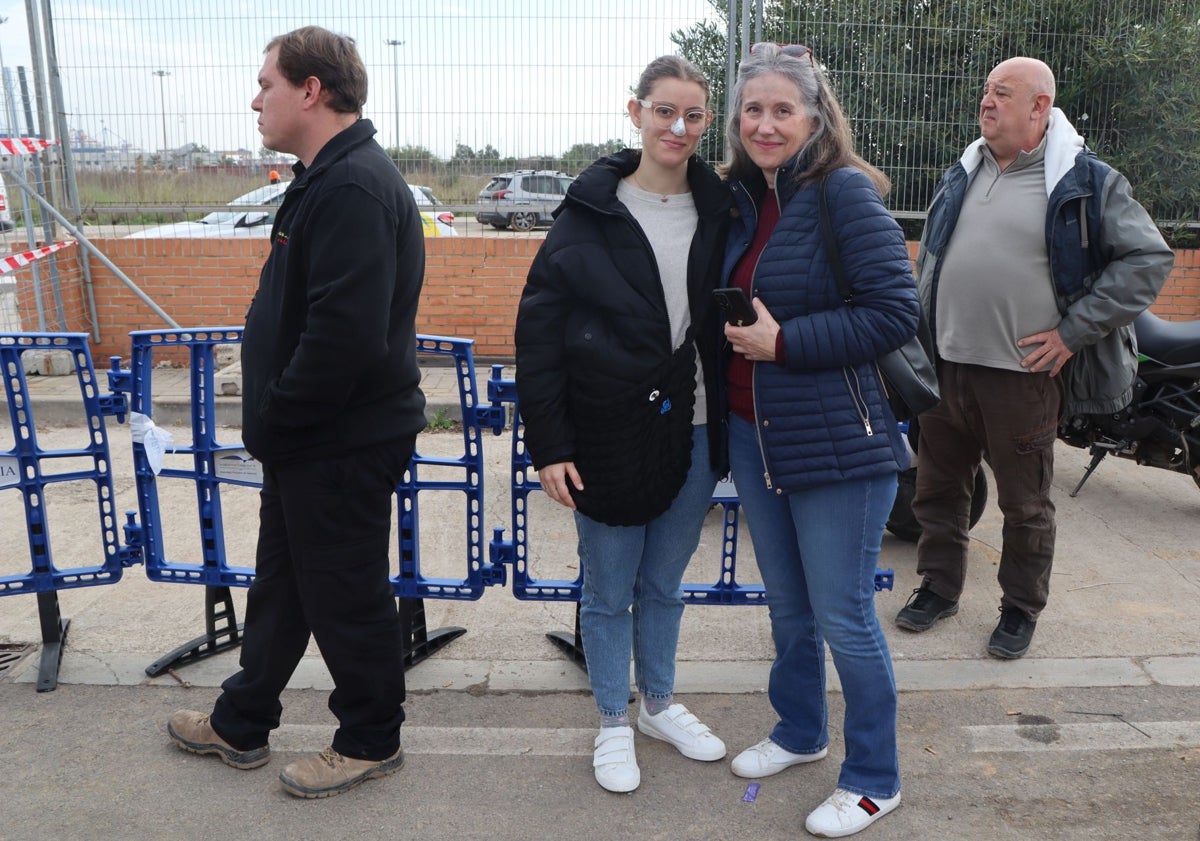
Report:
127,181,457,238
476,170,574,232
409,184,456,232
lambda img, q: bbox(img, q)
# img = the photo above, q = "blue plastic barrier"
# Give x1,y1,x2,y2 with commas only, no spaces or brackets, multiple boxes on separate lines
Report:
116,329,507,674
483,366,892,665
3,328,893,688
490,364,768,606
0,332,129,690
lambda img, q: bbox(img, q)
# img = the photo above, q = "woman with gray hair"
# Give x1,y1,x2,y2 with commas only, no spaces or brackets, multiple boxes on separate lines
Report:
718,43,918,837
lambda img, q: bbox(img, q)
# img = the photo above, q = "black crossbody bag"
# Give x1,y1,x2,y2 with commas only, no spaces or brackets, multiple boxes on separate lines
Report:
817,178,940,421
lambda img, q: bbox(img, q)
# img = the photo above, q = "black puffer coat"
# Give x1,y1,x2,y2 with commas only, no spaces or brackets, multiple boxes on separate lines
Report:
514,149,731,473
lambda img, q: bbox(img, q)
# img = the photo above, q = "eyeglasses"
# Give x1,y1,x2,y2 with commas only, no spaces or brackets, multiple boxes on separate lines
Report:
750,42,813,62
635,99,712,132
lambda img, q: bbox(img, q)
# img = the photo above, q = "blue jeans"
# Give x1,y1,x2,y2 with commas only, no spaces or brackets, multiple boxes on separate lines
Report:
575,425,718,717
728,414,901,798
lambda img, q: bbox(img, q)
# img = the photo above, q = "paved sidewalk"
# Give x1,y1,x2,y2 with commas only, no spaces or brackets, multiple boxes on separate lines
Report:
2,357,1199,840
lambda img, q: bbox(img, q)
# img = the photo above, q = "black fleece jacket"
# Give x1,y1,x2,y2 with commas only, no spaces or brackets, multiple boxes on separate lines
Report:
241,119,427,464
514,149,732,473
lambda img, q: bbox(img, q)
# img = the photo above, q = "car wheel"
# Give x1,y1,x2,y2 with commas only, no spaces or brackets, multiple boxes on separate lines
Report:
886,466,989,543
509,211,537,232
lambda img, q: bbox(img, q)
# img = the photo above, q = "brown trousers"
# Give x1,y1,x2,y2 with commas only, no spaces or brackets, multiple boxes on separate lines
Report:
913,360,1062,620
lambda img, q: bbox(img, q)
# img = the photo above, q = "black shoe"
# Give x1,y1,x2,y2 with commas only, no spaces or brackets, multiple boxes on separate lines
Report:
894,585,959,631
987,606,1036,659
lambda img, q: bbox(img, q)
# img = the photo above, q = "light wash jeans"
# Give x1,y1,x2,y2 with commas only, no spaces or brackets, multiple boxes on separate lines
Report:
575,424,718,717
728,414,901,799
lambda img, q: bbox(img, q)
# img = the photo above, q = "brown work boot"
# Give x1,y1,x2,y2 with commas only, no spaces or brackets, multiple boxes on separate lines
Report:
279,745,405,799
167,710,270,769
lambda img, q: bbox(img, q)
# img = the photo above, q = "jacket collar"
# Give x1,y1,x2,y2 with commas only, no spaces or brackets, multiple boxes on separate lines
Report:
731,148,812,212
562,148,730,220
957,107,1085,196
291,118,379,183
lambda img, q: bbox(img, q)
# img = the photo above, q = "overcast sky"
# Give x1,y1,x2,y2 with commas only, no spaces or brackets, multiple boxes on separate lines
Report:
0,0,718,158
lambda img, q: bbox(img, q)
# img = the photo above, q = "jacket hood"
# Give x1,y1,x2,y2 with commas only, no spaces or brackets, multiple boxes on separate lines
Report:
957,107,1085,196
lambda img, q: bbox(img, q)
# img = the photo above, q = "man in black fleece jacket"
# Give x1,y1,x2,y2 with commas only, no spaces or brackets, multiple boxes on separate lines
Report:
167,26,427,800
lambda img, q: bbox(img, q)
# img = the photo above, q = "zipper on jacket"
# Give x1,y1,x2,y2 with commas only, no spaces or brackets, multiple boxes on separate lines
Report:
740,193,777,491
749,361,774,490
843,366,874,437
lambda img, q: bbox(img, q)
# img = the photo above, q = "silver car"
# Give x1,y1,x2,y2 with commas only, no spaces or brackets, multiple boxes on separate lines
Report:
476,170,573,232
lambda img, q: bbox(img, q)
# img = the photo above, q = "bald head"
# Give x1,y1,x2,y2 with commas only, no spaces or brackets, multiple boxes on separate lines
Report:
979,56,1057,170
994,57,1056,102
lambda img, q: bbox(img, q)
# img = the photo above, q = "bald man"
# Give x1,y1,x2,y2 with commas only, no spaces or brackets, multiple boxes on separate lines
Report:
895,57,1172,658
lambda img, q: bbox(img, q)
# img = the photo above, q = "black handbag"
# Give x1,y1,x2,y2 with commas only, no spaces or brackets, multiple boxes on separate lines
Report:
817,178,940,421
566,336,698,527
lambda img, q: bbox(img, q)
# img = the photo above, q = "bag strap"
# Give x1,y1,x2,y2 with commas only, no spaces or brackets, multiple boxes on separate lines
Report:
817,175,853,305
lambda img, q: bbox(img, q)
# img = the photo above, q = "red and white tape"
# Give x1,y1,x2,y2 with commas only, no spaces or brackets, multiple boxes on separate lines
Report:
0,240,75,276
0,137,56,156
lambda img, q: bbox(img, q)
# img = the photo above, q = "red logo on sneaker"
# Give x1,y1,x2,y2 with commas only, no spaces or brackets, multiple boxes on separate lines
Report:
857,796,881,815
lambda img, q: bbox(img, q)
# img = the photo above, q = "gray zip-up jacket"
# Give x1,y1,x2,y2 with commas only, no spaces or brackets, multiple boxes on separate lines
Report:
918,108,1174,414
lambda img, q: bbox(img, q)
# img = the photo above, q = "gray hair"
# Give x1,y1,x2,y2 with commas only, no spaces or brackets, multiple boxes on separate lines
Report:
722,43,888,194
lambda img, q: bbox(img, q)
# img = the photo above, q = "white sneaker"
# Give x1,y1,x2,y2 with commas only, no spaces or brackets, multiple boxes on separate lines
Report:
636,703,726,761
731,737,828,778
592,726,639,792
805,788,901,837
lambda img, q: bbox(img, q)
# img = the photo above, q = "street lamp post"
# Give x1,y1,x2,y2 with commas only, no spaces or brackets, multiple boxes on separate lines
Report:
152,70,170,155
385,40,404,157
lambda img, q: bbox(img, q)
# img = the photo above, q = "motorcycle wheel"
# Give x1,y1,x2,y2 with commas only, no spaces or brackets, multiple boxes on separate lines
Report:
886,466,989,543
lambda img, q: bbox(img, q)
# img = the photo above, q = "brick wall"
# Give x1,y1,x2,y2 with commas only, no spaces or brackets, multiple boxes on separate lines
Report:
33,237,1200,365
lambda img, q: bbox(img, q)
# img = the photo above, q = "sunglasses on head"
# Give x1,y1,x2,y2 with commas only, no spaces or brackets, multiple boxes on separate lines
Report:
751,42,813,61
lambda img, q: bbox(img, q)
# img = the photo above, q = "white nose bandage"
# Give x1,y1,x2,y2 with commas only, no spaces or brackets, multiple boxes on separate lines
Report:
670,117,686,136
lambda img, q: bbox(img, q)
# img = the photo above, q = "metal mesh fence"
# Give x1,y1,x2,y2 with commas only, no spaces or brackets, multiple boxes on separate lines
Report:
0,0,1194,333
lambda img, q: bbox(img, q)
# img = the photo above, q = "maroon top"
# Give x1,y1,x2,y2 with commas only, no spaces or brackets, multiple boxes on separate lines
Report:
726,189,781,423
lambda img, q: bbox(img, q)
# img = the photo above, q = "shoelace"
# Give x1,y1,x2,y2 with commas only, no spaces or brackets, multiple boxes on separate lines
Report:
908,588,938,609
826,789,860,814
316,747,344,768
999,608,1025,634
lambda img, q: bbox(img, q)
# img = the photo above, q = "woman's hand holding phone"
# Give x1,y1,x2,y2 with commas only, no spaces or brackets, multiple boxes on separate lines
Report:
719,292,781,362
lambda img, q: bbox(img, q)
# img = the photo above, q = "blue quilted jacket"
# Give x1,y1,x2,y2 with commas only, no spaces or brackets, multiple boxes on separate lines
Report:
722,164,919,494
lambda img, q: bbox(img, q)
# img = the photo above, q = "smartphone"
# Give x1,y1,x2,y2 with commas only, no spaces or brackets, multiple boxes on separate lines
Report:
713,288,758,326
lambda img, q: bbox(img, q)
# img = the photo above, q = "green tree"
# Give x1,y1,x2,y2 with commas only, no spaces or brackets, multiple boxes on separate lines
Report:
673,0,1200,224
560,139,625,173
392,144,440,173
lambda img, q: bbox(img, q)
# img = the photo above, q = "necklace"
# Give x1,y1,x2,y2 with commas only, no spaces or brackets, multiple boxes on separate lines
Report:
631,171,671,203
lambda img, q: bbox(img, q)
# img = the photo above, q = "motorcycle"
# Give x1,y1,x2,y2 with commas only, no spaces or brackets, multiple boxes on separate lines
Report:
886,308,1200,542
1059,309,1200,495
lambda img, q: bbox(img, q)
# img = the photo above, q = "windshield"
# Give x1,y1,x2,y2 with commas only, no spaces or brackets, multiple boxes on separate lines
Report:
198,211,244,225
231,183,288,206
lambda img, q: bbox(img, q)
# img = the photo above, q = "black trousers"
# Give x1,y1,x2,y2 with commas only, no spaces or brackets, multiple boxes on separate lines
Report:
211,437,415,761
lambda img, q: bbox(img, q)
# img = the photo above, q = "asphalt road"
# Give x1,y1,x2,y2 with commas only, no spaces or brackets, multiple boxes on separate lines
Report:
1,682,1196,840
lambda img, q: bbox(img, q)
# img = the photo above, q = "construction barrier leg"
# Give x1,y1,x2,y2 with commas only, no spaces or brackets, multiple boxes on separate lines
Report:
35,592,70,693
399,597,466,669
545,602,587,671
144,585,243,677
